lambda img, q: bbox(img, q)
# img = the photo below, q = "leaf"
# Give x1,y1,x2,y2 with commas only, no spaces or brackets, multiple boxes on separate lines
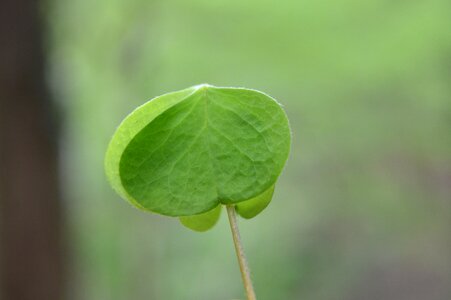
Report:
179,204,222,232
236,185,275,219
105,84,291,220
105,86,197,209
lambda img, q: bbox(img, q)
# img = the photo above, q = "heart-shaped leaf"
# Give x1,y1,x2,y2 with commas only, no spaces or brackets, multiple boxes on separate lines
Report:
105,84,291,228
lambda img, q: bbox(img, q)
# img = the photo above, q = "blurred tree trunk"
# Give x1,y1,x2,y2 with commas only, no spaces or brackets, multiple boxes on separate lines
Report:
0,0,65,300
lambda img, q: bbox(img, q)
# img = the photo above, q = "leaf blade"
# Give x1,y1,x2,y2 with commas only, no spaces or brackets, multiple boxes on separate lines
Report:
236,185,275,219
104,86,198,210
179,204,222,232
106,84,291,218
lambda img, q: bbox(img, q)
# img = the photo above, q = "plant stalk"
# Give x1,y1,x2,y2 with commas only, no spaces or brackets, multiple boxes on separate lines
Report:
226,205,257,300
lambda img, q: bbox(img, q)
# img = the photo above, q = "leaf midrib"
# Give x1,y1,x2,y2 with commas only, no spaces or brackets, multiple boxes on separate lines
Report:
202,88,220,201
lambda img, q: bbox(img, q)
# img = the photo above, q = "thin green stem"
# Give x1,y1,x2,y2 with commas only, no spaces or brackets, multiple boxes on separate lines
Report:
226,205,257,300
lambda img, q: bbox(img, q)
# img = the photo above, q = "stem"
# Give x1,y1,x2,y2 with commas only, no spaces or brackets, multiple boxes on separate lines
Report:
226,205,257,300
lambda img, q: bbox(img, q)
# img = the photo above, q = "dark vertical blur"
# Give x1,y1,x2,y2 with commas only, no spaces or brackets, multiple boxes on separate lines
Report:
0,0,65,299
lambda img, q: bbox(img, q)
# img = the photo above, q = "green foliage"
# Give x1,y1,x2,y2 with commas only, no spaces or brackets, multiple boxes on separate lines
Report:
179,204,222,232
104,87,196,210
105,84,291,226
236,185,275,219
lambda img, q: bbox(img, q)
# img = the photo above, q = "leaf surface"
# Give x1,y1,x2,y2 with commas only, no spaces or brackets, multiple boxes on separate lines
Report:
179,204,222,232
105,87,197,209
105,84,291,219
236,185,275,219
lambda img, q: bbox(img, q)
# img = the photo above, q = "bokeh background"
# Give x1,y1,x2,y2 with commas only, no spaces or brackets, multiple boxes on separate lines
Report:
1,0,451,299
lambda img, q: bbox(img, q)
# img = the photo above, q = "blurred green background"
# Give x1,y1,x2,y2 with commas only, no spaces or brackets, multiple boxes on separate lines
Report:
47,0,451,299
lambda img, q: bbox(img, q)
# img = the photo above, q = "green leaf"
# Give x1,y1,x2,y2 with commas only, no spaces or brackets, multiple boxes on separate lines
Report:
236,185,275,219
105,84,291,220
105,86,197,209
179,204,222,232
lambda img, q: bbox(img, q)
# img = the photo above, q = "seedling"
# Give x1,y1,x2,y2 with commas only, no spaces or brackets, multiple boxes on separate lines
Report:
105,84,291,299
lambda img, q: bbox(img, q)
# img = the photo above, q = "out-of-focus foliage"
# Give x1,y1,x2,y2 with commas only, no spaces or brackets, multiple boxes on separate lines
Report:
48,0,451,299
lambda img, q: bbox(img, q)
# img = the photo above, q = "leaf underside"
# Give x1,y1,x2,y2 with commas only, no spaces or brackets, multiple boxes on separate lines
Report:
179,204,222,232
105,84,291,221
236,185,275,219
